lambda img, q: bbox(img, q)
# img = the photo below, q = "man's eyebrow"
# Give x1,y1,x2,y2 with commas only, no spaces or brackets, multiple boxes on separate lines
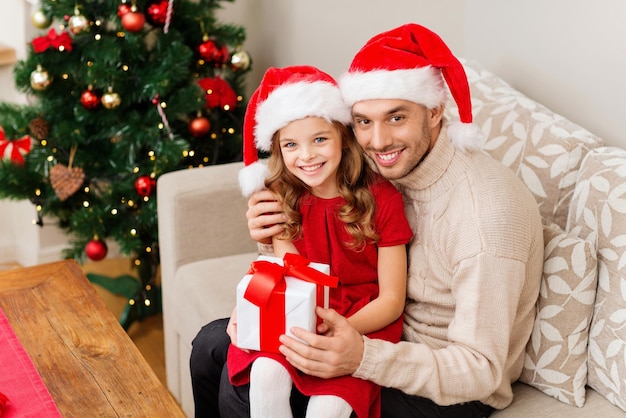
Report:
352,105,411,119
386,105,411,114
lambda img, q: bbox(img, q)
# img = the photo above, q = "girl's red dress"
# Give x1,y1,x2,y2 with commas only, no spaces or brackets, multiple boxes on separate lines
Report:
228,175,412,417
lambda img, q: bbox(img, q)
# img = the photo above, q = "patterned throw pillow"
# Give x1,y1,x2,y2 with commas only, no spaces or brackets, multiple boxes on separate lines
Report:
567,147,626,412
519,222,598,407
446,60,604,230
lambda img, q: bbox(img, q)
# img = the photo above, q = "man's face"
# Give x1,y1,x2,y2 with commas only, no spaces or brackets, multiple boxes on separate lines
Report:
351,99,441,180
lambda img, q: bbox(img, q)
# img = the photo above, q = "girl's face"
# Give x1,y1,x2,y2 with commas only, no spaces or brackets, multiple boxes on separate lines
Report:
278,116,343,198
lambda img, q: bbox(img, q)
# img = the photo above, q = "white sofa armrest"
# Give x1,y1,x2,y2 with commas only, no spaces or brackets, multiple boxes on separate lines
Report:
157,161,258,408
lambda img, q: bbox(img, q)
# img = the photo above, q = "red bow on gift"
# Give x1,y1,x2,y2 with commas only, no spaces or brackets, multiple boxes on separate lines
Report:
32,28,73,53
0,127,32,165
244,253,338,352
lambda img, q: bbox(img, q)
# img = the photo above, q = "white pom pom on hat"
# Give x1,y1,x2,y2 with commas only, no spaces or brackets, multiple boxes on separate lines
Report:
240,65,352,196
339,23,482,151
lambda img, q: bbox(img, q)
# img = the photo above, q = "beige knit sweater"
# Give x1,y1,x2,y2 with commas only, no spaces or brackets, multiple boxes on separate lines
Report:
353,125,544,410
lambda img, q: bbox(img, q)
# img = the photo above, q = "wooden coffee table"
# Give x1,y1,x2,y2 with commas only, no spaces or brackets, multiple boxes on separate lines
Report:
0,260,185,417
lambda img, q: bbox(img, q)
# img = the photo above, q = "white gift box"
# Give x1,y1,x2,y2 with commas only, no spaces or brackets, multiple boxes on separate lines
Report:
236,255,331,352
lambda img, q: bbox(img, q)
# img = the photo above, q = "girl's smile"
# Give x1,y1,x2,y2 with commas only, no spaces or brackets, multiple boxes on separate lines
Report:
278,117,343,199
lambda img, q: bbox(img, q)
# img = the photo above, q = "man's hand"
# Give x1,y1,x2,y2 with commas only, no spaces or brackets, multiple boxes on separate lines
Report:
278,307,364,379
246,189,286,244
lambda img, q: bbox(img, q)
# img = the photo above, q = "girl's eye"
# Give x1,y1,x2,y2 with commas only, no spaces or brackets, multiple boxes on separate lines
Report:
314,137,326,144
282,142,296,149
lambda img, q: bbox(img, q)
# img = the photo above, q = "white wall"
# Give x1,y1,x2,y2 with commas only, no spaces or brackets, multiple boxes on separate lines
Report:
464,0,625,147
219,0,466,93
219,0,626,148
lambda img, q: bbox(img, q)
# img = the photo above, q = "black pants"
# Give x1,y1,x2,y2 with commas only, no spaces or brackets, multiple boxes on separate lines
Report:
189,318,494,418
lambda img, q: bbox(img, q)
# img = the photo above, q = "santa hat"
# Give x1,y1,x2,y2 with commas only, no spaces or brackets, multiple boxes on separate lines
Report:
239,65,352,196
339,23,482,151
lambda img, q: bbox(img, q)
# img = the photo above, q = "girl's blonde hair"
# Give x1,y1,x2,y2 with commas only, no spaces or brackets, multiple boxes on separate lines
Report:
264,120,379,250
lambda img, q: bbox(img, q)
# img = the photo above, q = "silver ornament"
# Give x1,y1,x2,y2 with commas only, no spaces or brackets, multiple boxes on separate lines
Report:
69,13,89,34
31,9,52,29
101,88,121,109
230,50,251,71
30,65,51,90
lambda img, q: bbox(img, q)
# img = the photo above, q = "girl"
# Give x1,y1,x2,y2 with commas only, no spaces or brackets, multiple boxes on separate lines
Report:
229,65,412,418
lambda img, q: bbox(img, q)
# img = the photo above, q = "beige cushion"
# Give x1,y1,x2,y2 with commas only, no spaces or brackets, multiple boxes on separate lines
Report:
519,222,598,407
491,383,625,417
447,60,604,229
567,147,626,412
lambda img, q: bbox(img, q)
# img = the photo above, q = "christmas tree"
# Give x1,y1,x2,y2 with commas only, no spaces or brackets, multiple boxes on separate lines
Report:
0,0,251,328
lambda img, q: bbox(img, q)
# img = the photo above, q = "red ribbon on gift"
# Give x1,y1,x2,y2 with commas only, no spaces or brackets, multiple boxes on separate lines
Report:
244,253,338,352
32,28,73,53
0,127,32,165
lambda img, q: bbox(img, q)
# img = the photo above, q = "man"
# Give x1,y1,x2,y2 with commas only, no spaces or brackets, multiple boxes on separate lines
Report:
190,23,543,418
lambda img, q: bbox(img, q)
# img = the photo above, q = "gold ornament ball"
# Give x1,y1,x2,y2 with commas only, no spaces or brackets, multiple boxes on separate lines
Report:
31,9,52,29
69,13,89,34
230,50,251,71
101,91,121,109
30,66,52,91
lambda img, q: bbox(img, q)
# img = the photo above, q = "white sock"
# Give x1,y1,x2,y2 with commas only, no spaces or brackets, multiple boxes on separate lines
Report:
306,395,353,418
249,357,293,418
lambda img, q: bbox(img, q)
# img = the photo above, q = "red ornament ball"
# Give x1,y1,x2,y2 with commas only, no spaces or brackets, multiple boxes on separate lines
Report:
121,11,146,32
189,116,211,137
146,0,169,26
80,89,100,110
85,239,108,261
198,40,229,66
118,4,132,17
135,175,156,197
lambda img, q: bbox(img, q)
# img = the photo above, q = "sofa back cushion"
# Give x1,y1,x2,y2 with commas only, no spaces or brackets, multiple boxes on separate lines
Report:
519,222,597,407
567,146,626,412
446,60,604,229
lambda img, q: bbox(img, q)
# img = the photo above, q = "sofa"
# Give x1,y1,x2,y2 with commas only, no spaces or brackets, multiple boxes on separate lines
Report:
157,60,626,417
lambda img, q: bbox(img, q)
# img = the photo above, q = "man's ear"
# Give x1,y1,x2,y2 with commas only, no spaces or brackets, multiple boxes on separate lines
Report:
429,105,444,128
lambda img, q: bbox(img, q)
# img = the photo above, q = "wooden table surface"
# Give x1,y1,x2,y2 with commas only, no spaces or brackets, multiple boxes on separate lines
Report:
0,260,185,417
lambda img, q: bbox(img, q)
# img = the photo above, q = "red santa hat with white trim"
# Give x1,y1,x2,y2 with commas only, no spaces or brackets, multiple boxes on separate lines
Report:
239,65,352,196
339,23,482,151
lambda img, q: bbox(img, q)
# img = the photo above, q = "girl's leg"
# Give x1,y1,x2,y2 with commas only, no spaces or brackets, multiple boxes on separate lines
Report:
249,357,293,418
305,395,352,418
